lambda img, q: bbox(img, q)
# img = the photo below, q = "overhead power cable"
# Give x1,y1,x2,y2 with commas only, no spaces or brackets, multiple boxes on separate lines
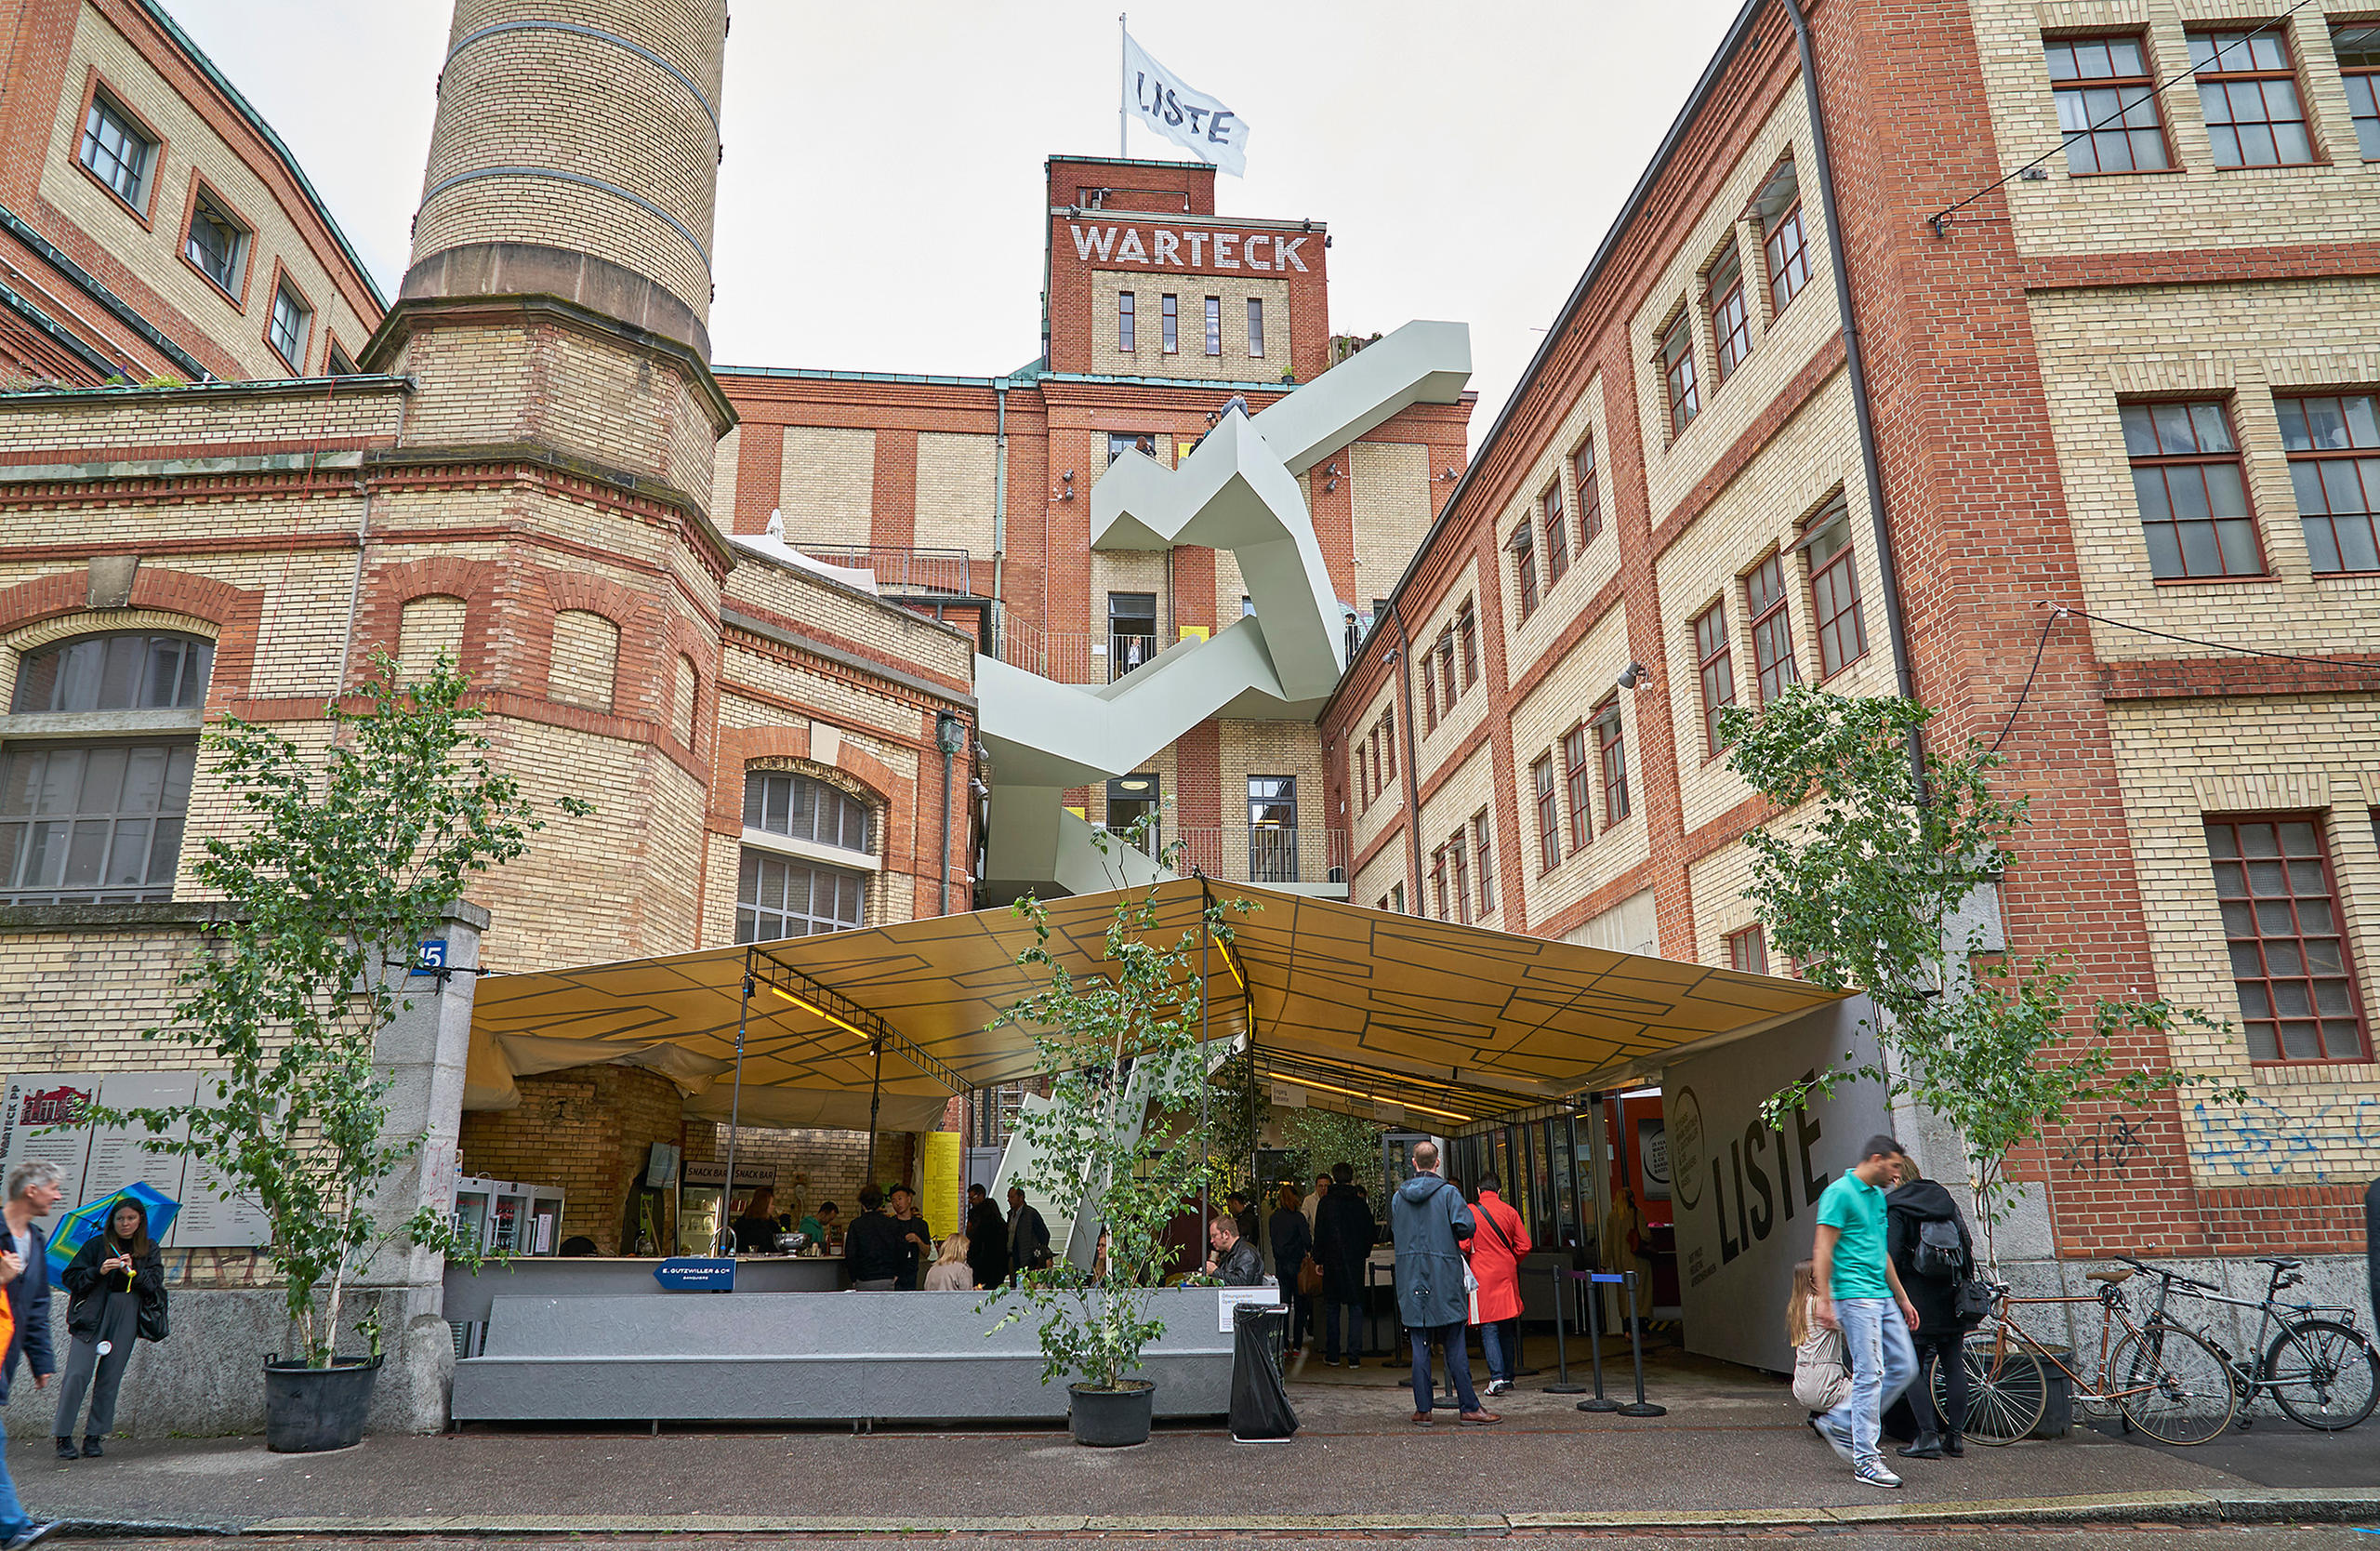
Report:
1924,0,2322,237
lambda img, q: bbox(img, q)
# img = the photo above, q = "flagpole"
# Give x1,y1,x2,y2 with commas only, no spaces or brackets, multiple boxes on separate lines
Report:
1118,13,1128,158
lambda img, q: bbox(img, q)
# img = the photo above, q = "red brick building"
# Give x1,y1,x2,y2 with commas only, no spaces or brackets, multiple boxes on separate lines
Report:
1322,0,2380,1281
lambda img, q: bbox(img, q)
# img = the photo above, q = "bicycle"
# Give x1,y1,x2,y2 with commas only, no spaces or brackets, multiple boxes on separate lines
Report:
1940,1266,2236,1446
2110,1253,2378,1432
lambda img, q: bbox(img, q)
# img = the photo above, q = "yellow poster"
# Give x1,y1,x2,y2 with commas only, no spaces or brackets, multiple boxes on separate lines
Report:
919,1130,962,1239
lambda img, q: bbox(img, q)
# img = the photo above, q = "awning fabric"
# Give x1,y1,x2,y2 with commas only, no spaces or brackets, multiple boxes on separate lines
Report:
465,879,1844,1130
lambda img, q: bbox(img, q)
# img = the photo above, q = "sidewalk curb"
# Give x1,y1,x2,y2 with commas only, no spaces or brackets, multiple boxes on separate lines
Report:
187,1489,2380,1537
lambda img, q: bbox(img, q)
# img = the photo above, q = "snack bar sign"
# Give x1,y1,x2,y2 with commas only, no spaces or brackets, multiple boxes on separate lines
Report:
1067,224,1311,274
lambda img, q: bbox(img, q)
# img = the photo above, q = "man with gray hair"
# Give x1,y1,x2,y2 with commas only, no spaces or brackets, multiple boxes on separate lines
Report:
1389,1141,1498,1426
0,1160,64,1546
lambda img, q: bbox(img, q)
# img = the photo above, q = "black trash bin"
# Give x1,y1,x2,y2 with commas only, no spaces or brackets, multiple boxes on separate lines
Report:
1229,1301,1299,1442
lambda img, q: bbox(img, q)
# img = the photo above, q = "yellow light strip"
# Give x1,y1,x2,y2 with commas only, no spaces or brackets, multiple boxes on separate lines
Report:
763,982,873,1047
1264,1068,1470,1124
1211,932,1246,991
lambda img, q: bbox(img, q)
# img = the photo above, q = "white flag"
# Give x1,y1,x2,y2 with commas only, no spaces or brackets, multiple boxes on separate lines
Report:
1123,33,1250,178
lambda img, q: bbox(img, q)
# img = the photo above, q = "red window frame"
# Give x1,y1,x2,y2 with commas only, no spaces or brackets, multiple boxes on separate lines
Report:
2205,815,2368,1064
1693,600,1737,757
1381,709,1395,779
1803,502,1869,678
1431,845,1450,921
2275,393,2380,575
1541,484,1569,585
2338,23,2380,160
1532,755,1560,875
1437,630,1459,709
1562,722,1593,854
1456,602,1479,688
2044,34,2174,176
1660,311,1699,437
1727,924,1768,975
1762,184,1809,316
1448,831,1472,925
1510,523,1540,620
1707,244,1752,383
2190,29,2316,168
1573,438,1603,546
1161,293,1179,353
2121,400,2264,580
1593,697,1629,826
1118,290,1136,352
1421,654,1437,731
1745,551,1800,704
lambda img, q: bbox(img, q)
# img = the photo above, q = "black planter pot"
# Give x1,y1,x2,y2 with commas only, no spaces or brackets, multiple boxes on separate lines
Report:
1067,1380,1155,1447
263,1353,382,1452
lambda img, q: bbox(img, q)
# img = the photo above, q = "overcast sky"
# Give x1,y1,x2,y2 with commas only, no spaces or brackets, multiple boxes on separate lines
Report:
166,0,1746,442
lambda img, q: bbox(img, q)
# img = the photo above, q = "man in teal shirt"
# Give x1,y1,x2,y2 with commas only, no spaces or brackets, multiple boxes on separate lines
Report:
1813,1134,1921,1489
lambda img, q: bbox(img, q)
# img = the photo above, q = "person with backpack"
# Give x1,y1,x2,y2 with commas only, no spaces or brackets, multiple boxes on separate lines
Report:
1465,1174,1531,1396
1886,1150,1979,1461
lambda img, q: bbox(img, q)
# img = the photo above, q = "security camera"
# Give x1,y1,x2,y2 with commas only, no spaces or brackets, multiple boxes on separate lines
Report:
1617,661,1649,691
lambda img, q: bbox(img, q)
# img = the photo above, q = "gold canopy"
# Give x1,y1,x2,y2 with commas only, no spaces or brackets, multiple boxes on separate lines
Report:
466,879,1844,1130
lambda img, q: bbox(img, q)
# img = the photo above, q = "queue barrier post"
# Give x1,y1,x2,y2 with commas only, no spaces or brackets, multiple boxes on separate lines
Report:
1616,1270,1667,1418
1577,1271,1620,1413
1543,1266,1586,1394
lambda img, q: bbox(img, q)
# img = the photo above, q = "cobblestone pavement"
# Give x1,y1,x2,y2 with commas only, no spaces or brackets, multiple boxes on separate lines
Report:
64,1530,2380,1549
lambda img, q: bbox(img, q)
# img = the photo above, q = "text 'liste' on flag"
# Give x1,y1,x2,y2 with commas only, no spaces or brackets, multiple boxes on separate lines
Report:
1123,32,1250,178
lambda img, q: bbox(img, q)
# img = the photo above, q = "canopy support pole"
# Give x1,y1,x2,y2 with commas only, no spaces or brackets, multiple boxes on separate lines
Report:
719,954,753,1257
862,1036,886,1190
1198,877,1210,1236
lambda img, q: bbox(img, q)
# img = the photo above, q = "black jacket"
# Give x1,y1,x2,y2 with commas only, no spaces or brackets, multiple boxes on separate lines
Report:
1267,1205,1312,1284
1007,1203,1051,1270
1312,1185,1376,1301
965,1199,1010,1288
1886,1178,1978,1336
1,1219,53,1400
844,1210,906,1284
1214,1238,1264,1287
62,1235,164,1338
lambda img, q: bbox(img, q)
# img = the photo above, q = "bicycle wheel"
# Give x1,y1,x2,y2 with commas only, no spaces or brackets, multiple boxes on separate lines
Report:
2112,1322,2237,1445
2266,1319,2380,1431
1948,1334,2047,1444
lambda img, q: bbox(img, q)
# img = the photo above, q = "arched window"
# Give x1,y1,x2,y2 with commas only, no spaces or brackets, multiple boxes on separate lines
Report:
735,769,873,943
549,610,620,712
3,631,210,903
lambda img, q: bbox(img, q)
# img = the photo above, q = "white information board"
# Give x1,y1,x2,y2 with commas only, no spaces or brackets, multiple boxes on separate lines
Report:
1216,1285,1281,1332
0,1072,270,1249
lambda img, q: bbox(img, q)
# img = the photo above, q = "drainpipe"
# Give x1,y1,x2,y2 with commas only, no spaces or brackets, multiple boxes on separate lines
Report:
1780,0,1923,787
1388,602,1426,913
936,710,967,916
991,377,1008,658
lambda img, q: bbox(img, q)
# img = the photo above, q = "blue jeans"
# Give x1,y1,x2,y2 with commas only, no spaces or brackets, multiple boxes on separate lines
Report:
0,1410,32,1538
1409,1321,1480,1414
1822,1297,1917,1469
1480,1317,1520,1384
1322,1299,1364,1360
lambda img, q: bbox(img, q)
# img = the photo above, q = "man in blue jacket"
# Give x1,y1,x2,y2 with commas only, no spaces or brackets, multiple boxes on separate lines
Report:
1,1160,63,1549
1389,1142,1499,1427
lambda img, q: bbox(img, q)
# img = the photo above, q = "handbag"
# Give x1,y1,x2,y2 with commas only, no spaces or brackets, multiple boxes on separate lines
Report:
1952,1275,1993,1324
1297,1253,1323,1296
137,1285,169,1344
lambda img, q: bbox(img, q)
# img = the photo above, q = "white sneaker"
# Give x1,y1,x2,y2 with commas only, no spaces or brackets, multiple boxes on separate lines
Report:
1821,1419,1855,1465
1487,1379,1513,1397
1856,1462,1904,1490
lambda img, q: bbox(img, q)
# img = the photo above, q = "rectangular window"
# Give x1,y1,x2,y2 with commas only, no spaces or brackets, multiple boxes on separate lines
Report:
1107,590,1158,681
1473,811,1495,916
1727,924,1769,976
269,280,311,370
1355,744,1369,809
2206,815,2366,1062
2340,23,2380,160
1756,159,1809,316
1390,881,1405,914
2045,35,2172,174
185,188,247,295
2122,400,2261,578
736,852,866,943
1448,831,1472,925
1694,600,1737,757
1804,497,1870,677
1161,293,1179,353
1456,602,1478,687
1109,431,1154,466
1118,291,1136,352
1436,631,1458,709
1381,708,1395,778
80,91,154,211
2276,393,2380,574
1431,845,1450,921
1249,776,1297,884
0,741,195,904
1745,551,1801,704
1660,311,1699,436
1247,297,1265,357
1706,244,1752,383
1203,296,1222,356
1421,653,1438,730
1541,484,1569,585
1572,438,1602,546
2191,30,2314,167
1562,723,1593,854
326,343,358,376
1593,697,1629,826
1510,523,1539,619
1532,755,1561,874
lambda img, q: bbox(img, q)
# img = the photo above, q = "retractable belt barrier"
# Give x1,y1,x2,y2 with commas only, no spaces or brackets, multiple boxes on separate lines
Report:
1563,1270,1664,1417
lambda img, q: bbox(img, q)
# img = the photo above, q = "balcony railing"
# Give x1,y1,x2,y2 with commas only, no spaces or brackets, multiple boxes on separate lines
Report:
1175,824,1348,887
995,625,1171,685
784,542,977,598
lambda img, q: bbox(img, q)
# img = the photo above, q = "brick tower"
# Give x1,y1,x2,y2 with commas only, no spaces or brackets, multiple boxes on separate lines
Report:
360,0,737,970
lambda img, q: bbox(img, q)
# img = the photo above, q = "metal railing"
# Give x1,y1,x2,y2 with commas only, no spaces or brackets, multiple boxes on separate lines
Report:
784,541,976,597
993,625,1170,685
1175,824,1348,886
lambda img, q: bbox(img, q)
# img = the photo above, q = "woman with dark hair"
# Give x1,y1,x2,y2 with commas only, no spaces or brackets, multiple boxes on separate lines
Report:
55,1197,165,1458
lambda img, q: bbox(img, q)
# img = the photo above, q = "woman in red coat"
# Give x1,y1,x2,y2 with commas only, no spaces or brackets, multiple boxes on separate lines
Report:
1466,1174,1533,1396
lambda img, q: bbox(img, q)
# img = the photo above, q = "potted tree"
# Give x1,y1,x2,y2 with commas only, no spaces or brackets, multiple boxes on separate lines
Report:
986,836,1248,1447
87,655,586,1451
